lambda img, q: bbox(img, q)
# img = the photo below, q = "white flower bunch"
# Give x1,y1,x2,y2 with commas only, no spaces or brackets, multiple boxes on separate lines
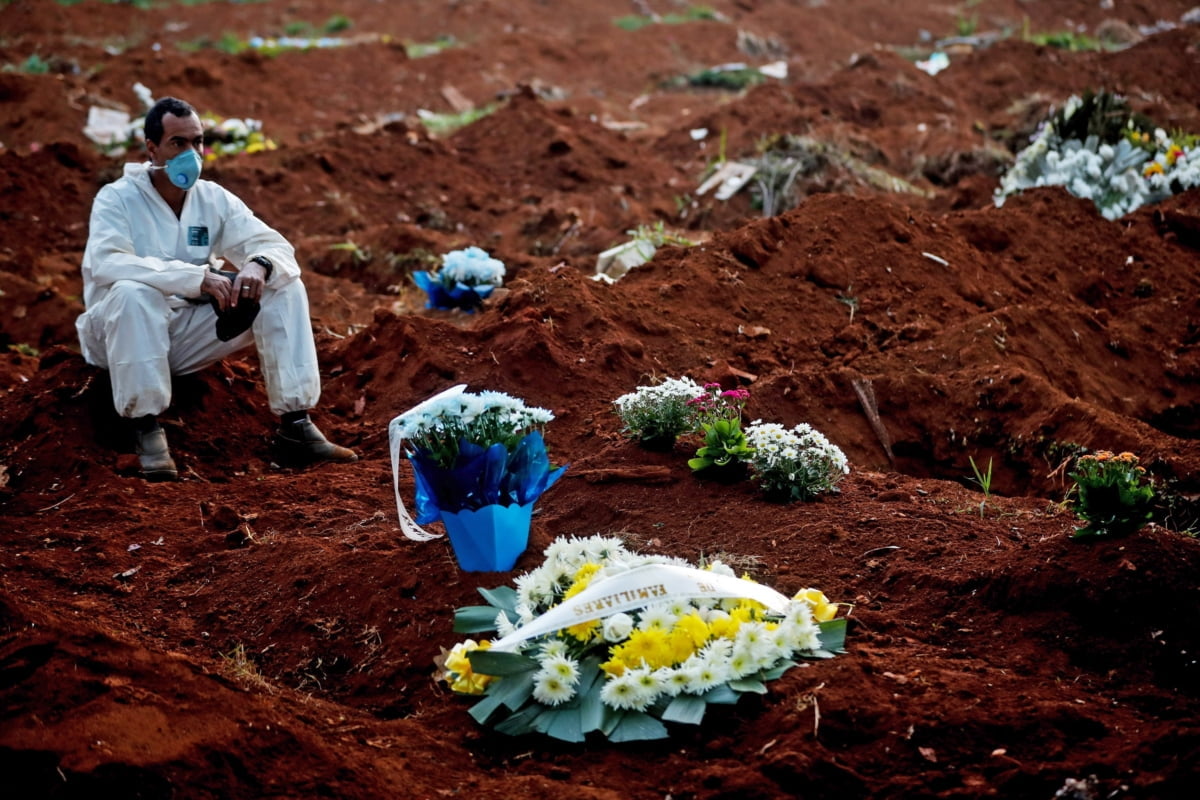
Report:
743,421,849,501
441,534,846,741
437,246,506,288
995,93,1200,220
613,376,706,445
393,389,553,468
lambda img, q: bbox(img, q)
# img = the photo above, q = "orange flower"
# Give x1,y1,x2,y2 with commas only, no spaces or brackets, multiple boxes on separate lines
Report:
1144,162,1165,177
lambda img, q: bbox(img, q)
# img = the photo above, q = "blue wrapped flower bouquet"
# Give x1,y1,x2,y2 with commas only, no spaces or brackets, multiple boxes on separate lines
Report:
390,386,566,571
413,246,506,312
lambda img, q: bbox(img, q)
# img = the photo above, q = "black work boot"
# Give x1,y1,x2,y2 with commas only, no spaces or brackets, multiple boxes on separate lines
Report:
133,421,178,481
274,416,358,465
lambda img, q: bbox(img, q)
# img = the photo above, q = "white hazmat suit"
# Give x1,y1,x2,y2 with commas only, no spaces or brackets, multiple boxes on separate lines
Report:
77,162,321,419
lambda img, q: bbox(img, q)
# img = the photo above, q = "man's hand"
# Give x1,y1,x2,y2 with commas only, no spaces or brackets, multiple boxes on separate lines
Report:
231,260,267,308
201,270,235,312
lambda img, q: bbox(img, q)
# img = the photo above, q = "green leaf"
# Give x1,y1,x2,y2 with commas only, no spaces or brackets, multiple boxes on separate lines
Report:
468,650,539,676
493,704,542,736
761,660,796,681
703,684,740,705
468,671,535,723
576,659,605,733
453,605,501,633
600,705,625,737
477,585,518,614
729,678,767,694
540,707,586,743
609,711,669,742
662,694,707,725
817,618,848,653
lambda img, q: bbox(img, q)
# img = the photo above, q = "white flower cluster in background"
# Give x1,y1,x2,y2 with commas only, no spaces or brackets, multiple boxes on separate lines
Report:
743,421,849,501
613,376,706,443
995,93,1200,220
438,246,506,288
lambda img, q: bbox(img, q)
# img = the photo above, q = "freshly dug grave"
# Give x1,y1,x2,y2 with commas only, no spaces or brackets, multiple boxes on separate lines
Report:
2,1,1200,798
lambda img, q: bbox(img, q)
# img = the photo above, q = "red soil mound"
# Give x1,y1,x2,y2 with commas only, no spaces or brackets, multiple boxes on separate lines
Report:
3,2,1199,798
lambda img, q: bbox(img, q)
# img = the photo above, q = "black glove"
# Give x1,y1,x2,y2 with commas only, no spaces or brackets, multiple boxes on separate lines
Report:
208,270,260,342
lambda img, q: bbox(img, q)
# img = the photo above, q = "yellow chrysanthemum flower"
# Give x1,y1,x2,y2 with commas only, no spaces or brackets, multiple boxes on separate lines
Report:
708,613,740,640
621,628,673,669
563,562,601,600
600,656,627,677
672,611,710,648
565,619,600,643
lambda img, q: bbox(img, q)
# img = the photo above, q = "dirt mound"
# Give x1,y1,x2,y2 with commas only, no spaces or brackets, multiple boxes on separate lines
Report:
4,1,1200,798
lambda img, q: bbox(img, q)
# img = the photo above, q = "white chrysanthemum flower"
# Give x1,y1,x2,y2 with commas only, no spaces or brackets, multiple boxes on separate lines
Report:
601,672,652,711
666,597,694,618
638,603,677,631
532,672,576,706
707,560,737,578
495,610,517,638
539,639,569,659
540,653,580,685
734,621,776,664
684,661,727,694
631,666,664,703
660,667,691,697
728,647,758,679
602,612,635,642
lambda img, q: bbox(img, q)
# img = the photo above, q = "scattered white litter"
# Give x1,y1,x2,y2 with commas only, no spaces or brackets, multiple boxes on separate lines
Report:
595,239,657,281
915,52,950,76
690,128,709,141
758,60,788,80
696,161,759,200
82,106,131,147
921,252,950,267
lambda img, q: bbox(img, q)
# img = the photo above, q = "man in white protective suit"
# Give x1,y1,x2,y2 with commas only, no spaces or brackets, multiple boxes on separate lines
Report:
76,96,357,480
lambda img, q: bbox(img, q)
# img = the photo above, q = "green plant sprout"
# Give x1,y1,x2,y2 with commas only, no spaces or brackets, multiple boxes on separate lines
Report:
416,103,498,137
968,456,993,518
627,222,694,248
613,5,718,32
836,287,858,323
405,35,457,58
323,14,352,34
329,241,372,264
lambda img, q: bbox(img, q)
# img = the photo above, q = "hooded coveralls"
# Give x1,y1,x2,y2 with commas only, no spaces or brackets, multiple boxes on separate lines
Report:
76,162,321,418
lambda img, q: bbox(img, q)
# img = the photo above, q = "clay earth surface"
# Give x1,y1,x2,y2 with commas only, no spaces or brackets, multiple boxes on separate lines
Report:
2,1,1200,798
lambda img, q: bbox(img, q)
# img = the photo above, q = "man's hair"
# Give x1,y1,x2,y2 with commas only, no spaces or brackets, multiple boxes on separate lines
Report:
144,97,198,145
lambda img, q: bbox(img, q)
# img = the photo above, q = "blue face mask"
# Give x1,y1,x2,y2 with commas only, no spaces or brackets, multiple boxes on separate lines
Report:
159,148,202,190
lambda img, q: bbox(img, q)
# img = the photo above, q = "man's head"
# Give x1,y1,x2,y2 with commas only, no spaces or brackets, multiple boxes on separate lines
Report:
143,97,204,184
144,97,198,146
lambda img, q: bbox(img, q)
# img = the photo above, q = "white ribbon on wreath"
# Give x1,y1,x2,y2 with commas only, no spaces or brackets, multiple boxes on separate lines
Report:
488,563,792,652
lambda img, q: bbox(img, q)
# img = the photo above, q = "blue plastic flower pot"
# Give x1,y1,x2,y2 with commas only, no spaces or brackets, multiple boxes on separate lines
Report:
439,502,534,572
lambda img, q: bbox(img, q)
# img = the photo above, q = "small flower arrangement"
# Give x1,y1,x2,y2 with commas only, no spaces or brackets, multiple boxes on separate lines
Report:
200,113,277,159
995,90,1200,220
391,388,564,520
686,383,752,472
1068,450,1155,538
413,246,506,312
743,421,849,502
612,376,706,448
437,534,847,742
